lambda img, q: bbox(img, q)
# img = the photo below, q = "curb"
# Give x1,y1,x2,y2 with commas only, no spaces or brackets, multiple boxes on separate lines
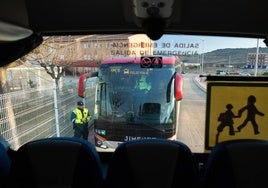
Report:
193,76,207,93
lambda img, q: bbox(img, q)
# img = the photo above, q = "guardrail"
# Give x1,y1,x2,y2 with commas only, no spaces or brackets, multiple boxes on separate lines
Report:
193,76,207,93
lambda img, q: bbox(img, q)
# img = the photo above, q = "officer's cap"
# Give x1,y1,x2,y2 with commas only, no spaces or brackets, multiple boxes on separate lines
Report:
77,101,84,106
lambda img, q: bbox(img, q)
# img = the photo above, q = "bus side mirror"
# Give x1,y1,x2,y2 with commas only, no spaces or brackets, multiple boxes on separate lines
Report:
78,72,98,98
174,73,183,100
78,73,88,98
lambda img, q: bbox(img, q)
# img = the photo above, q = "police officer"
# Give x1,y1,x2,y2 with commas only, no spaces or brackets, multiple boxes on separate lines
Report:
71,101,91,140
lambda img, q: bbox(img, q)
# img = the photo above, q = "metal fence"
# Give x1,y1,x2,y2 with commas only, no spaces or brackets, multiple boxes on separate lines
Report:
0,75,96,150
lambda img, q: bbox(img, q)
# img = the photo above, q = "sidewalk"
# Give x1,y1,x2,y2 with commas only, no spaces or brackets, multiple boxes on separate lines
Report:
193,76,207,92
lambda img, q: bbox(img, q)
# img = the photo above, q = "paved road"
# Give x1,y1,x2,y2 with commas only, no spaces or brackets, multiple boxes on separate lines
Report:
177,74,206,153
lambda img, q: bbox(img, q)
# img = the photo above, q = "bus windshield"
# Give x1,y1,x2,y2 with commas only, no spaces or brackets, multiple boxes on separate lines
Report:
3,33,266,154
93,56,182,149
98,64,174,124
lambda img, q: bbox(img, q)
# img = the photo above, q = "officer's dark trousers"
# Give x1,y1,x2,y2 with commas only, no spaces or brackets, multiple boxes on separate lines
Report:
73,124,89,140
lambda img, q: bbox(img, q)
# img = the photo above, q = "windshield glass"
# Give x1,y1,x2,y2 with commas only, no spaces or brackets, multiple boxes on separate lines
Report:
99,63,174,123
95,62,177,149
1,34,267,153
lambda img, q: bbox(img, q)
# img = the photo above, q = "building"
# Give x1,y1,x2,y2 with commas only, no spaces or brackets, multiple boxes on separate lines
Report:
246,53,268,68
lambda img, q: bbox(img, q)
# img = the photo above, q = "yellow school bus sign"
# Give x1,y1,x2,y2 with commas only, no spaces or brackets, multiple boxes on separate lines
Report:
205,76,268,151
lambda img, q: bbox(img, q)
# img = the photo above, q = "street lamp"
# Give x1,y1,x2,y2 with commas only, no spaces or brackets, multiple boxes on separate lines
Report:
201,39,205,74
254,38,259,76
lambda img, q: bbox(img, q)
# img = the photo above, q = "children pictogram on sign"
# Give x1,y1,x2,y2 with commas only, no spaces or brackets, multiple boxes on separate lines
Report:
215,95,265,144
216,104,240,143
237,95,265,135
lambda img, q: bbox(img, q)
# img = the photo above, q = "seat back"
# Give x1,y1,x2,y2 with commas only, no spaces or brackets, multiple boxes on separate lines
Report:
0,143,11,188
105,139,199,188
203,139,268,188
9,137,104,188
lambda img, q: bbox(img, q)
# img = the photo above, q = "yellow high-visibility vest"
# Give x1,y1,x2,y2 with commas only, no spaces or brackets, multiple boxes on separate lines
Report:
73,108,90,124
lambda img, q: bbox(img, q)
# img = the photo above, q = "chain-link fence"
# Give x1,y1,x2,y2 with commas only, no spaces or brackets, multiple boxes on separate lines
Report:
0,74,96,150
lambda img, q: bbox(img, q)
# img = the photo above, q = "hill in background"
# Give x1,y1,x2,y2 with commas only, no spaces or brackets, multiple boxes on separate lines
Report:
181,47,268,67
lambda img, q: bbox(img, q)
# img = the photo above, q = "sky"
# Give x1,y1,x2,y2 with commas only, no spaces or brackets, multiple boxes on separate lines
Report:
155,34,267,53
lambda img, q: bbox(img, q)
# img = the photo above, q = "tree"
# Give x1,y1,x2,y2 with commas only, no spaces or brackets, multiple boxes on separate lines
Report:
22,36,79,136
24,36,77,86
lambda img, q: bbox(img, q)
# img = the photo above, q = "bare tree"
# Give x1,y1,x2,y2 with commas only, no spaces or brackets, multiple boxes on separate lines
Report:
24,36,77,86
21,36,80,136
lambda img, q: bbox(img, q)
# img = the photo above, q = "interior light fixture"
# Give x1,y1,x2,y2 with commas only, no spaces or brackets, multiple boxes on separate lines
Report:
0,21,33,41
